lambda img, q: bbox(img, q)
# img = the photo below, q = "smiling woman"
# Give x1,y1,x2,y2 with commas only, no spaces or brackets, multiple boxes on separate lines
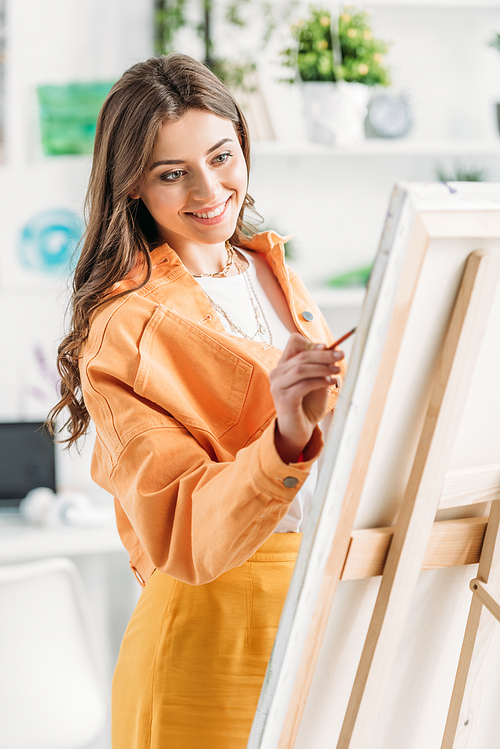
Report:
47,53,346,749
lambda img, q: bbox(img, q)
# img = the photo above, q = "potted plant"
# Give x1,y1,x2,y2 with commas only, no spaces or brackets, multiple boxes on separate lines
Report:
281,5,391,145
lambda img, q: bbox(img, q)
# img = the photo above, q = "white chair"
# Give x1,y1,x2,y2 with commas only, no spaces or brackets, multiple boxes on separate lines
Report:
0,557,108,749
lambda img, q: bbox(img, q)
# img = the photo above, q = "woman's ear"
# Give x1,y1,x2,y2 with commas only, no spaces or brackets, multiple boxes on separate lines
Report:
128,186,141,200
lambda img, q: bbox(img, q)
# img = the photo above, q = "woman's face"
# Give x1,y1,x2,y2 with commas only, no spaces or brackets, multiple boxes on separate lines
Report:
132,108,248,255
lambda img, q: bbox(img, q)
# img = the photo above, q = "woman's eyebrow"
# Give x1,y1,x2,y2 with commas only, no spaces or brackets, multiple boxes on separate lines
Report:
150,138,234,170
206,137,233,154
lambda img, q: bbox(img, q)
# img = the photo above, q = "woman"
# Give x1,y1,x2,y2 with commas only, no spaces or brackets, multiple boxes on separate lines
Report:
50,53,346,748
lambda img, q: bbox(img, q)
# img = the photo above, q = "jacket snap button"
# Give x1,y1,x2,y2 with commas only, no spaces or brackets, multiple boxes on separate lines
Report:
283,476,299,488
302,311,314,321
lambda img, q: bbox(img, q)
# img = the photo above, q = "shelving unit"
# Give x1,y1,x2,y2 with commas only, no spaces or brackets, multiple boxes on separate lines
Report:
252,0,500,324
367,0,499,6
254,138,500,157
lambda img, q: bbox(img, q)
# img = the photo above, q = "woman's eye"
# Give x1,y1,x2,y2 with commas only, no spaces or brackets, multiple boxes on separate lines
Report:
162,170,184,182
213,152,231,164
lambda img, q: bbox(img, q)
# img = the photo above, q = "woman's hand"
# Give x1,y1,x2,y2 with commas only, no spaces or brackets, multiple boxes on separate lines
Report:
269,333,345,464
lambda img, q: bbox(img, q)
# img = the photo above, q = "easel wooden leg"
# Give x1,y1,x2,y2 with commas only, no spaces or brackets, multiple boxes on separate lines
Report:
441,499,500,748
337,250,500,748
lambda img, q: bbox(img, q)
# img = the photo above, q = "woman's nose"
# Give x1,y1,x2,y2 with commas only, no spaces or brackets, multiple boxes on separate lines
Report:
191,169,220,202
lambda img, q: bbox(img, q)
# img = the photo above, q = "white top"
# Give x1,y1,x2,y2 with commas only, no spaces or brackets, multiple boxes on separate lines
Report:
194,248,328,533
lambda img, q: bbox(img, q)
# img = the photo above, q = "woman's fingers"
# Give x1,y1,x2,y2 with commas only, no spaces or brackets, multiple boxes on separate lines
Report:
270,344,344,391
278,377,335,403
279,333,322,363
273,362,339,391
275,341,344,372
270,337,345,462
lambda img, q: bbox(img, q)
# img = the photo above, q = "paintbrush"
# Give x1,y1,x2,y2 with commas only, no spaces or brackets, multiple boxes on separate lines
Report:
328,327,357,350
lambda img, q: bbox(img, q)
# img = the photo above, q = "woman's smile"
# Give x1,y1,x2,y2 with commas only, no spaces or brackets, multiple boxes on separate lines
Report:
186,196,231,223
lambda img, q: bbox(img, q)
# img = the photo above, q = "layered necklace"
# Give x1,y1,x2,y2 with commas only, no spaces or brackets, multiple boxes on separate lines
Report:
195,244,273,347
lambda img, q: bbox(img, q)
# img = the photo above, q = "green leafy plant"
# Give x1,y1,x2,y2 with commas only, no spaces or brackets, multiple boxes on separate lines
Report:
154,0,189,55
281,5,391,86
488,32,500,53
435,161,487,183
155,0,254,88
154,0,297,91
327,264,372,288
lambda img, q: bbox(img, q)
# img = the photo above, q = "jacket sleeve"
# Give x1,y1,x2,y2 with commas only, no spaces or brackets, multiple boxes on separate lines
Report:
97,414,323,585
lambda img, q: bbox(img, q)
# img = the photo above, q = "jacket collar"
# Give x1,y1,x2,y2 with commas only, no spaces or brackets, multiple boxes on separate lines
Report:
111,231,294,294
150,229,293,271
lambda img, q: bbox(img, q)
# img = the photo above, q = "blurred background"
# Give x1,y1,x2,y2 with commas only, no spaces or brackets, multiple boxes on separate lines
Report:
0,1,500,747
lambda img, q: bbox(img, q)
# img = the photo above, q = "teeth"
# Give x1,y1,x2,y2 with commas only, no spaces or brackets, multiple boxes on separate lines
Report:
192,201,226,219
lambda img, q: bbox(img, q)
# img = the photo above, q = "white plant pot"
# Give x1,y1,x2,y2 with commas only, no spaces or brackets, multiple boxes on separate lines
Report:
301,80,372,146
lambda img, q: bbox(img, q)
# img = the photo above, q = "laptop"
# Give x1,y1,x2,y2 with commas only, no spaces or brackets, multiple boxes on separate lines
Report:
0,421,56,511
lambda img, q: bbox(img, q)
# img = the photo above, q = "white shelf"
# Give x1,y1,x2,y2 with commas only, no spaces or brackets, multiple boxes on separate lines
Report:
3,142,498,170
365,0,499,6
253,139,500,158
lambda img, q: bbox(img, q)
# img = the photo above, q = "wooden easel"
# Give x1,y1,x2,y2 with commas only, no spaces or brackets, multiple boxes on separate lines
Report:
248,186,500,749
335,250,500,747
441,499,500,747
273,250,500,749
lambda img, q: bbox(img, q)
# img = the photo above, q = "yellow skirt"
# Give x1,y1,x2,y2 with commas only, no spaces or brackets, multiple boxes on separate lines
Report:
111,533,301,749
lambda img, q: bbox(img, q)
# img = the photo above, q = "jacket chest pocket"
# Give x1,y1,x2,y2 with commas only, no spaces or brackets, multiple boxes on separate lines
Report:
134,306,254,438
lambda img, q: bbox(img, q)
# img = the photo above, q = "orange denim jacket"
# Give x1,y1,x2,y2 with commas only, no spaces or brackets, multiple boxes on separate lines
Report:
80,231,345,585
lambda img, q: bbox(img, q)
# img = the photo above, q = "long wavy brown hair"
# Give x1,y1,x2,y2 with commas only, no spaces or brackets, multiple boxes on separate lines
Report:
48,53,259,447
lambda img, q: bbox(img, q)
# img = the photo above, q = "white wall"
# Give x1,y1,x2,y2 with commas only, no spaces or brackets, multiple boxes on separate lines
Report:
369,6,500,142
0,0,153,496
5,0,153,163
